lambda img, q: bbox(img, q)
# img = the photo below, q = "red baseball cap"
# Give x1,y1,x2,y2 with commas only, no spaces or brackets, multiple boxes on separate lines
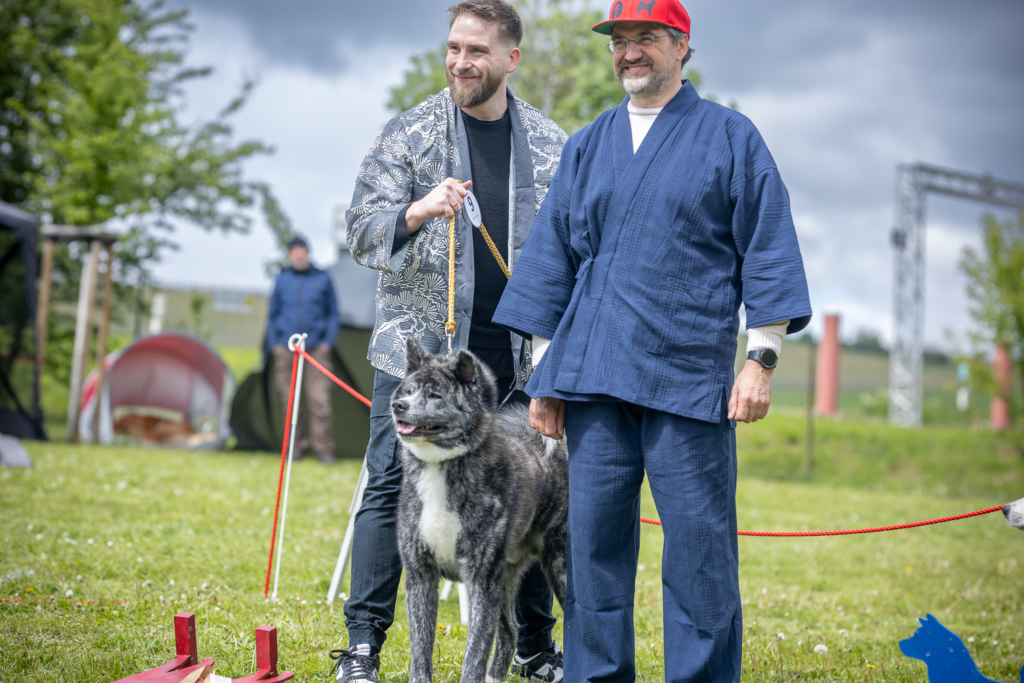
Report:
592,0,691,36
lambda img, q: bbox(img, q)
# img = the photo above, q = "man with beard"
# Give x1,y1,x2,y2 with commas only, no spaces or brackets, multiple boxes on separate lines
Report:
335,2,568,682
493,1,812,681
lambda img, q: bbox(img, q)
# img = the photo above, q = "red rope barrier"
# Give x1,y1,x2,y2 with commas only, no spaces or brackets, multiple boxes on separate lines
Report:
264,350,299,598
640,504,1005,536
0,598,127,605
295,347,372,408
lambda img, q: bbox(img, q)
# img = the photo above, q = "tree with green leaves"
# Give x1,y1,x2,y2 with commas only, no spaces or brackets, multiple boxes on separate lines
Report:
1,0,295,280
387,0,707,133
1,0,294,430
959,210,1024,419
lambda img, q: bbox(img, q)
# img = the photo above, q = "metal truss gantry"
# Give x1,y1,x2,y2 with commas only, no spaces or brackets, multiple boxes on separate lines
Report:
889,163,1024,426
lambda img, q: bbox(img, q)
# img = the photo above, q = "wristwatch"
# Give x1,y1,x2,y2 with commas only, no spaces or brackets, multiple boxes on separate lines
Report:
747,349,778,369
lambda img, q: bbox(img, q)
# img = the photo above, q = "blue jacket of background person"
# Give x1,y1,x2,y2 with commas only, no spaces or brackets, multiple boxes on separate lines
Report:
265,265,340,353
493,82,812,424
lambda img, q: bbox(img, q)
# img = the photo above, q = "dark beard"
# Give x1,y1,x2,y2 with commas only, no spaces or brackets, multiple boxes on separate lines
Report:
446,64,504,110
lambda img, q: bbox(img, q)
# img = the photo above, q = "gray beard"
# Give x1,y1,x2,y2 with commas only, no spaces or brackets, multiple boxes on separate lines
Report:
447,66,504,111
617,60,673,101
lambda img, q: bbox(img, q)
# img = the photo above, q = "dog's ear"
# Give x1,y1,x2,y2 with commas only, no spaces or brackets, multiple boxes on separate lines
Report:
454,349,476,384
404,337,428,373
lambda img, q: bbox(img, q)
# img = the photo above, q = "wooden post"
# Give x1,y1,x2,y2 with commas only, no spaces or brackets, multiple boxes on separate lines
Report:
814,313,841,417
35,239,55,413
991,344,1013,431
806,336,816,474
91,244,115,443
66,239,101,442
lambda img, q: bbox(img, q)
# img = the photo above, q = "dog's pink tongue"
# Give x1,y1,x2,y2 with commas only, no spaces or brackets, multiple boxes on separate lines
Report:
396,423,417,435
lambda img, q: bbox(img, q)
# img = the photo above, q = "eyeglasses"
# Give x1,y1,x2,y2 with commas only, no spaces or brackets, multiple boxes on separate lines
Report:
608,34,671,53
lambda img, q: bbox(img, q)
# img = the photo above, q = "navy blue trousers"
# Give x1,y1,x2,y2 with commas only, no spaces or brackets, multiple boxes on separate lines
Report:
562,400,741,683
343,370,556,654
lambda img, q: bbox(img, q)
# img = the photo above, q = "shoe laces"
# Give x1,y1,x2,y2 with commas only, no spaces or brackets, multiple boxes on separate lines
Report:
329,645,376,680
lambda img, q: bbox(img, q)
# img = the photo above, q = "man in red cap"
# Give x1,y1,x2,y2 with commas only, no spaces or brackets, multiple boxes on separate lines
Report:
494,1,812,681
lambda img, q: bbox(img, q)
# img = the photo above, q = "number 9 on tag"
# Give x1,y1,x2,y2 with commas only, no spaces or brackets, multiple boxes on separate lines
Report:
463,189,482,228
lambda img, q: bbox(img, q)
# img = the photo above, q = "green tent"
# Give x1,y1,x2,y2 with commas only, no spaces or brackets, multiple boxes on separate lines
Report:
230,328,375,459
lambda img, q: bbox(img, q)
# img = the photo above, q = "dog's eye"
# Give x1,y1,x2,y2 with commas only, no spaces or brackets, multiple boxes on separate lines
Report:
427,391,442,400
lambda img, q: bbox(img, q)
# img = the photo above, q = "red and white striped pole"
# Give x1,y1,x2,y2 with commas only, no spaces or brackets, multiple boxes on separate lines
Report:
269,333,307,602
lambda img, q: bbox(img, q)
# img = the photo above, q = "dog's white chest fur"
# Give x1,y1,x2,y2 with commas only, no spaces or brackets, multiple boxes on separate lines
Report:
415,463,461,566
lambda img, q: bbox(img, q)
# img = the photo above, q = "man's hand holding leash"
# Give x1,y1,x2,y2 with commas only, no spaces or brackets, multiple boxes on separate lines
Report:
405,178,474,233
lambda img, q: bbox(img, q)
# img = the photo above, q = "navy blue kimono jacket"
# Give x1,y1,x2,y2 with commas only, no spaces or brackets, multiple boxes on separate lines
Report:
492,81,812,424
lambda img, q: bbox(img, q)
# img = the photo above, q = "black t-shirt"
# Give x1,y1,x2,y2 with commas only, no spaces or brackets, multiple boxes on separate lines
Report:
462,108,514,379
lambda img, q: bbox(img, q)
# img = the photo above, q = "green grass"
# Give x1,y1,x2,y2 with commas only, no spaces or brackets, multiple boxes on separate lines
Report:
216,344,262,382
2,416,1023,681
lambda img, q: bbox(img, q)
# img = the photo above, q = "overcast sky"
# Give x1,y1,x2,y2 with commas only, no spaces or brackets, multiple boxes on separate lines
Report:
153,0,1024,349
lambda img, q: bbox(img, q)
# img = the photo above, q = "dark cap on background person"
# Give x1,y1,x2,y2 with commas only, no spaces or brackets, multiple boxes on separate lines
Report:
287,235,308,251
591,0,691,35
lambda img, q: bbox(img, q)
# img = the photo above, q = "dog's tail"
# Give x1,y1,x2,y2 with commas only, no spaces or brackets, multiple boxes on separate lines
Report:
542,436,568,460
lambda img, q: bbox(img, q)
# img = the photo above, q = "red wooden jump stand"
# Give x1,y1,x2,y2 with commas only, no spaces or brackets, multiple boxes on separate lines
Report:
115,613,294,683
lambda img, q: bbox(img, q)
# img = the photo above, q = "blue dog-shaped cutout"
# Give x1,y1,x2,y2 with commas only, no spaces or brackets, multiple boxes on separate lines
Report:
900,613,1023,682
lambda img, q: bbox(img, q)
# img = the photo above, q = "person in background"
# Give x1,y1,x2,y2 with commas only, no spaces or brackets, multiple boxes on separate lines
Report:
266,235,340,464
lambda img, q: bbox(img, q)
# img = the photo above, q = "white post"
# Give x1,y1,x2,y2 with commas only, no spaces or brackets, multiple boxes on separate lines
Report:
271,333,307,602
67,240,101,440
458,583,470,625
326,457,369,603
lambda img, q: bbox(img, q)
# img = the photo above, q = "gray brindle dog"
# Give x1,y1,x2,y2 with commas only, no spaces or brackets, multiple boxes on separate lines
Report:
392,338,568,683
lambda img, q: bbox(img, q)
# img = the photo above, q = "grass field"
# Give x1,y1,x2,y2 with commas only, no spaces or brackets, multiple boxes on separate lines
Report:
2,415,1023,682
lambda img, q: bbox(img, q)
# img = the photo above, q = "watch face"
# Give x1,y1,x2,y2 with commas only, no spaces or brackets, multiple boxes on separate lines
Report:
761,349,778,367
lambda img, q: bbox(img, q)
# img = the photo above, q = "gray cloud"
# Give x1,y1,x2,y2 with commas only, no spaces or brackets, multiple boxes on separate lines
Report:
166,0,453,72
155,0,1024,348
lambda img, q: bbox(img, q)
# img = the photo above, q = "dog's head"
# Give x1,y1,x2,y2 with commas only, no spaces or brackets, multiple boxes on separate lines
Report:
390,338,498,463
899,613,971,665
1003,497,1024,530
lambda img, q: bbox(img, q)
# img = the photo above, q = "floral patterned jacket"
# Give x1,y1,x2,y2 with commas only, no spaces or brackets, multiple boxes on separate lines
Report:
346,87,567,382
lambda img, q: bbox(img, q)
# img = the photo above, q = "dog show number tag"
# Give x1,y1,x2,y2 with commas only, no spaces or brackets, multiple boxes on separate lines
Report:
463,188,482,228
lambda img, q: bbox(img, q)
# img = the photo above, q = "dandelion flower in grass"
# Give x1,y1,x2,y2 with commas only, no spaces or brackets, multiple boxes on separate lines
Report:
968,636,975,643
814,644,828,654
65,589,73,598
777,633,785,640
838,629,848,636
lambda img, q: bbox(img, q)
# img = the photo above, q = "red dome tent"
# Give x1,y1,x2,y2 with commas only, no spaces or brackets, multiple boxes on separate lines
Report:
79,332,235,447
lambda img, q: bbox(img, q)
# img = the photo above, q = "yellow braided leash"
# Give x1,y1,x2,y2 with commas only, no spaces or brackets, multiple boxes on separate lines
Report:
446,214,457,356
444,181,511,356
476,221,511,279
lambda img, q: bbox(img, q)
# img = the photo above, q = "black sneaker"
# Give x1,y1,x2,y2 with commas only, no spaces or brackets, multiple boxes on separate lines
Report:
329,643,380,683
513,643,563,683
